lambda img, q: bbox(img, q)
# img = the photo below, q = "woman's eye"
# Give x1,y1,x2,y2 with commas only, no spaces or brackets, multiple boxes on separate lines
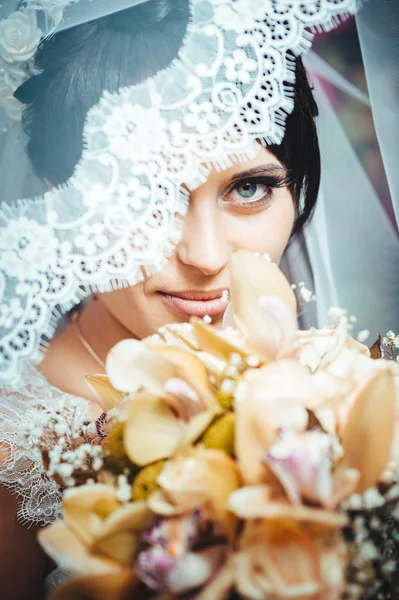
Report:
235,181,266,199
224,179,271,205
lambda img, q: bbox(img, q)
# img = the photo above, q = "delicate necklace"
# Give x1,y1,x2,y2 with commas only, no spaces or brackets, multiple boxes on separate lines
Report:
72,312,106,369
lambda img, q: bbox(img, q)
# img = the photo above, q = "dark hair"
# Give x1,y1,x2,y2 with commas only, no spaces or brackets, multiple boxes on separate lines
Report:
16,0,320,236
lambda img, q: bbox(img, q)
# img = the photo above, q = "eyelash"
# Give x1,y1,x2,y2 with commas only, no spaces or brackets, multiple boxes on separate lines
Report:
222,175,288,211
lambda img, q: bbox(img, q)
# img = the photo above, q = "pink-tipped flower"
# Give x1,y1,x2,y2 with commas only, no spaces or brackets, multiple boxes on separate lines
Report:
265,430,334,506
137,511,225,595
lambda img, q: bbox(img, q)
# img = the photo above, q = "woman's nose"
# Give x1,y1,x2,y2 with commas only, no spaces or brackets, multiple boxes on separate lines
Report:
176,191,229,276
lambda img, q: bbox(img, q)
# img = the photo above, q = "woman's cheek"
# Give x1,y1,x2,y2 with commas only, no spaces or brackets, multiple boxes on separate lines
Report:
224,189,295,263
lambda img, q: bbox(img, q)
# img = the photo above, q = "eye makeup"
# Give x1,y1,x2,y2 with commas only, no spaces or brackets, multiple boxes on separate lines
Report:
221,164,291,213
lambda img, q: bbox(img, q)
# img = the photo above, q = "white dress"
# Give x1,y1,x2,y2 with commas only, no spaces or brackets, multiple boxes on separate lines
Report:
0,362,90,593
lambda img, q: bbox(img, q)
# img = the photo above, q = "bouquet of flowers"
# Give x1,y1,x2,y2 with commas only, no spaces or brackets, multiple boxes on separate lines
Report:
26,251,399,600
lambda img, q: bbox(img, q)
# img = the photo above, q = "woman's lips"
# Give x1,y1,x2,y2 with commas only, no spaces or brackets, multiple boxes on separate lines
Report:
159,291,228,318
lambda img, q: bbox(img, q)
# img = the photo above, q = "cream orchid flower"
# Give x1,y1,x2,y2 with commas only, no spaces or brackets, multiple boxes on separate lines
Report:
101,339,223,467
137,511,227,596
106,338,216,408
148,447,240,538
234,360,313,485
228,250,298,360
123,391,218,466
39,484,153,574
191,251,298,368
231,369,396,526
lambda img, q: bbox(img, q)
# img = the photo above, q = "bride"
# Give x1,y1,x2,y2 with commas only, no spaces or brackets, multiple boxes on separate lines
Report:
0,2,320,596
0,0,397,598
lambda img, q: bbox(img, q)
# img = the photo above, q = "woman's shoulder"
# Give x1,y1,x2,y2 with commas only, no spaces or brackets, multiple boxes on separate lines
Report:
0,362,89,526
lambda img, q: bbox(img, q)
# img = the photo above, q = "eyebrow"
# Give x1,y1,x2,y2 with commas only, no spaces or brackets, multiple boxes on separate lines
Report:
229,163,289,182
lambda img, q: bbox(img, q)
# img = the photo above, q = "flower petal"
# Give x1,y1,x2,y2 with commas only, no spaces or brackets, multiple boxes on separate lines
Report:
228,486,347,529
235,381,277,485
191,555,235,600
49,571,138,600
164,325,201,351
199,449,240,537
39,522,120,576
85,374,125,412
264,431,334,507
193,318,248,362
258,295,298,355
329,468,360,508
93,532,141,567
229,251,297,359
147,489,182,516
124,393,182,466
235,519,345,600
156,345,220,411
167,547,226,595
164,378,204,420
156,448,240,536
178,409,220,449
230,250,297,313
99,501,152,539
62,484,121,547
339,370,396,493
106,339,176,395
93,501,154,565
222,300,235,330
298,326,348,372
235,362,311,430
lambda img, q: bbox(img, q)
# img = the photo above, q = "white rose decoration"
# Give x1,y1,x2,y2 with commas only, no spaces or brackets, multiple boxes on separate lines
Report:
0,11,42,64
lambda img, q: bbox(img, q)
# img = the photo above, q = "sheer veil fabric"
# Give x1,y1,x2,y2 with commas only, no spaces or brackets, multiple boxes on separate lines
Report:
289,45,399,336
283,2,399,335
0,0,367,386
304,2,399,336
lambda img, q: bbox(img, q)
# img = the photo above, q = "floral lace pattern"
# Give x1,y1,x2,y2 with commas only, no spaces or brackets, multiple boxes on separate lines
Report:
0,363,89,525
0,0,363,385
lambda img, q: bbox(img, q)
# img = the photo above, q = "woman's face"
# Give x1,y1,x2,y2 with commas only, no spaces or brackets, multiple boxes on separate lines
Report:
98,146,295,338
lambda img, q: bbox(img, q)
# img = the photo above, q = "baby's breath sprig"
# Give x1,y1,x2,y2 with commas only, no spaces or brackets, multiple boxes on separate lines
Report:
292,281,317,318
343,473,399,599
19,397,106,488
382,331,399,363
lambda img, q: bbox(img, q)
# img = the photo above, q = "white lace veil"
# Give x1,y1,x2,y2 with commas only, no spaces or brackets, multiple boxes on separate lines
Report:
1,0,397,386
